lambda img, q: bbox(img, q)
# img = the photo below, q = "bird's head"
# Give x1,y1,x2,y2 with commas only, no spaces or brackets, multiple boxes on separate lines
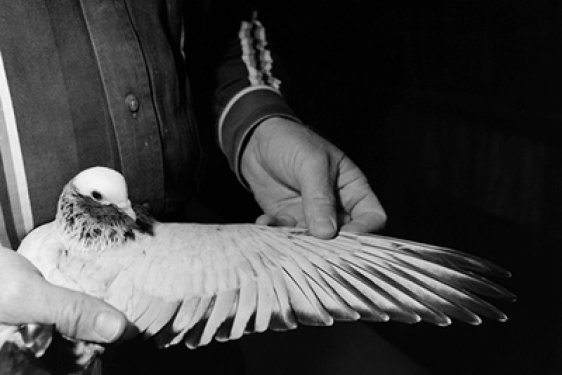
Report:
71,167,137,221
56,167,153,251
55,167,154,251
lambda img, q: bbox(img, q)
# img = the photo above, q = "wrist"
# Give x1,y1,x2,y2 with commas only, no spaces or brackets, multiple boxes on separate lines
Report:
218,88,299,176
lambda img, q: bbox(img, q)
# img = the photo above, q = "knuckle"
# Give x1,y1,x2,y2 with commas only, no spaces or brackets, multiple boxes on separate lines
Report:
309,194,335,208
53,295,90,338
305,152,330,170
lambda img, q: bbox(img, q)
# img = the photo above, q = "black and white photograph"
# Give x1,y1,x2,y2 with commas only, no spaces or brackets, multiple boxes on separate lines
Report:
0,1,558,374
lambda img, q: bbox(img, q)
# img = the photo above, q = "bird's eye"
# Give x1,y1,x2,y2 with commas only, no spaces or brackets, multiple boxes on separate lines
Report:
91,191,103,200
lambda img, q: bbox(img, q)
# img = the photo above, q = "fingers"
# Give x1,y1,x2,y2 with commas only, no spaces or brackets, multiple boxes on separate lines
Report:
0,248,133,343
244,118,386,238
341,211,387,233
38,283,131,343
9,274,132,343
300,157,338,239
341,189,387,233
255,214,298,227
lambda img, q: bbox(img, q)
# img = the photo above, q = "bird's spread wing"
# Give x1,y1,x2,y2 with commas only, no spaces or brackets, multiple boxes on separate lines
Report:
96,224,513,349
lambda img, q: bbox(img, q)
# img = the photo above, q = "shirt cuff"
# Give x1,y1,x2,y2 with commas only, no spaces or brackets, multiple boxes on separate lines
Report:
218,86,300,183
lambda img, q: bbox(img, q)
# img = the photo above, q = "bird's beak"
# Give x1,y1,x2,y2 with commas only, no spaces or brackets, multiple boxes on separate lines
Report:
117,200,137,221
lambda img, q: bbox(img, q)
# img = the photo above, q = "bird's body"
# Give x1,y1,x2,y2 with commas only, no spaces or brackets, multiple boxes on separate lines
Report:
0,167,514,373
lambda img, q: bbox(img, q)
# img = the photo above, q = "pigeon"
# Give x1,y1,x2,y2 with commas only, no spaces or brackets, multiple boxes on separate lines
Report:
0,166,514,373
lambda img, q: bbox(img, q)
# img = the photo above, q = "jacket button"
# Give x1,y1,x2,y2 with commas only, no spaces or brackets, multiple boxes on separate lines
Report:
125,94,140,113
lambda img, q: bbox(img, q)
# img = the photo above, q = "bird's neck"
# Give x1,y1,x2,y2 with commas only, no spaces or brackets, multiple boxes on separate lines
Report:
56,187,142,253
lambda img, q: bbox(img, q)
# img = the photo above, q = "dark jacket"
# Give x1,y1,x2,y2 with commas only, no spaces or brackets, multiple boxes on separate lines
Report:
0,0,298,248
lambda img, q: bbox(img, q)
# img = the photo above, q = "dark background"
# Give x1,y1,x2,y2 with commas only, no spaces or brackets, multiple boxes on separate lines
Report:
199,1,562,374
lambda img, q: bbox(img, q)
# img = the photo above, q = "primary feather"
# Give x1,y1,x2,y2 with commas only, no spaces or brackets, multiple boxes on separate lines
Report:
4,167,514,369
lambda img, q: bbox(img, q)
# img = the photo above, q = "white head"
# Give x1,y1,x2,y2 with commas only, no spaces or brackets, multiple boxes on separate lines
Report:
71,167,137,221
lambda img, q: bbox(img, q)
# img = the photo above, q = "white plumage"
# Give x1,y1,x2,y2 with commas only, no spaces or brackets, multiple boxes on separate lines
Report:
7,167,514,365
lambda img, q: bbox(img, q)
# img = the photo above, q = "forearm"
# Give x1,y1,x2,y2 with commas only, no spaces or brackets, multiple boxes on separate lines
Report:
210,9,300,178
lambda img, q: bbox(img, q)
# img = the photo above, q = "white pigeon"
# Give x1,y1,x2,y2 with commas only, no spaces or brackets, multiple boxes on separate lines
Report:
0,167,514,372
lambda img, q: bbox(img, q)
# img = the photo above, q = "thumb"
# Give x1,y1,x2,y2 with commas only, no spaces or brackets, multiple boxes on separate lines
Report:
301,157,338,239
32,278,130,343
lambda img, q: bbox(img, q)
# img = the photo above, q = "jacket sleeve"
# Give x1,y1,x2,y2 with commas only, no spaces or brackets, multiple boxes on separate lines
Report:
184,3,301,180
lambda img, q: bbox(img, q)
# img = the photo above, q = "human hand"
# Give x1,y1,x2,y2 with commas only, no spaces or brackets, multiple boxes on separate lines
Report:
240,117,387,239
0,246,129,343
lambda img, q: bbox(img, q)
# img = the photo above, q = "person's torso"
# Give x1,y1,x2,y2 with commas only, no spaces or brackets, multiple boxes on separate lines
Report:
0,0,203,247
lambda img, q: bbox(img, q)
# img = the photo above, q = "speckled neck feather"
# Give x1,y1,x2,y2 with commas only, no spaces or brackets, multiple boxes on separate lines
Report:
56,182,153,253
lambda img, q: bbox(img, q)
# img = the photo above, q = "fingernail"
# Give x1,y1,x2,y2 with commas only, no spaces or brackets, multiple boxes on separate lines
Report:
94,311,124,342
313,217,336,237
